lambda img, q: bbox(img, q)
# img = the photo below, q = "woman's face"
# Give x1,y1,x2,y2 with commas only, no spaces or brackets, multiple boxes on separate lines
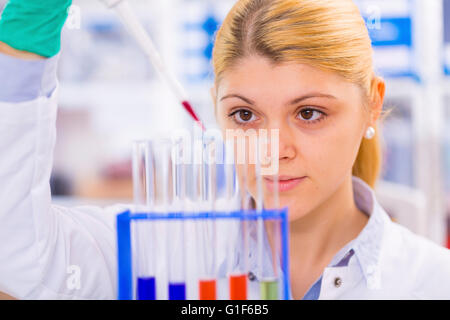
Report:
213,55,372,221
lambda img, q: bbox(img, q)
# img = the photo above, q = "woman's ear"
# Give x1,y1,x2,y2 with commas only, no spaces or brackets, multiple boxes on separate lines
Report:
370,76,386,125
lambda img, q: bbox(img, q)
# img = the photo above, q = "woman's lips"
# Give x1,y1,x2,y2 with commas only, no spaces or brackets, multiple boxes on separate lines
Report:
263,176,306,192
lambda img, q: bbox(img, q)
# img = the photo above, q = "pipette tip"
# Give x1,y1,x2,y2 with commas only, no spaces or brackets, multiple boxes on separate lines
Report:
181,100,206,131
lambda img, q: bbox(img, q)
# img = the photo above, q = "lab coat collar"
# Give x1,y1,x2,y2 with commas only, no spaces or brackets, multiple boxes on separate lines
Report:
244,176,391,295
349,176,390,290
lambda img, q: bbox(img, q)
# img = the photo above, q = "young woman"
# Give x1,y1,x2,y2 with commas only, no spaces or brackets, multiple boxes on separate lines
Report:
0,0,449,300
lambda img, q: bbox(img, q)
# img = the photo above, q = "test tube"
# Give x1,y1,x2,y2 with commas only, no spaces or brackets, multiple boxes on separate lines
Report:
132,141,146,210
197,137,218,300
227,135,250,300
132,141,157,300
193,136,205,298
254,140,266,298
165,138,187,300
259,137,281,300
224,139,237,205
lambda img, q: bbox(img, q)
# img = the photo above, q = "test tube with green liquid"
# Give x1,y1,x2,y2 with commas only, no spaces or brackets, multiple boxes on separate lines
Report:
257,136,281,300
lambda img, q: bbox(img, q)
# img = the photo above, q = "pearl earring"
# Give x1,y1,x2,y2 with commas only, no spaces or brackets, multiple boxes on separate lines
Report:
365,126,375,140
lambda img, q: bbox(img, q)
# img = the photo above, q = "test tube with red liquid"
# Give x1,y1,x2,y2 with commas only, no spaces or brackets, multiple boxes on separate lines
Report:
227,136,250,300
196,137,218,300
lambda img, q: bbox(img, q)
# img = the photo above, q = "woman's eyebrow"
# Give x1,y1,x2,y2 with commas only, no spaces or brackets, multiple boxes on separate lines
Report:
287,93,337,105
219,94,255,105
219,92,337,105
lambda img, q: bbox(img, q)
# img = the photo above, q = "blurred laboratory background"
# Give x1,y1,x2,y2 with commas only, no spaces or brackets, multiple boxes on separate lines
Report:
0,0,449,247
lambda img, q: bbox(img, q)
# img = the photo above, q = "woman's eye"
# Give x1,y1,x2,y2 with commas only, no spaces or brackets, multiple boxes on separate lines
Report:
231,109,257,123
297,108,324,122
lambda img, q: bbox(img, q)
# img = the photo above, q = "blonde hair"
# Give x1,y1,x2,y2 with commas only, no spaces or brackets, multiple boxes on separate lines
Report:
212,0,382,188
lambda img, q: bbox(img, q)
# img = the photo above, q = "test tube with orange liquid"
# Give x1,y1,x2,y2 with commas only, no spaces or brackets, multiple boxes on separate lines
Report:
226,136,250,300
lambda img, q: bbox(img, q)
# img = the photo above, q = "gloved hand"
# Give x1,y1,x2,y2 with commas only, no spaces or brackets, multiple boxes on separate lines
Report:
0,0,72,58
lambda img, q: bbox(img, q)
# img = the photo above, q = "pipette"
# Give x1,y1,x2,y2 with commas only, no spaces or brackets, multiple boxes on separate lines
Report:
101,0,206,131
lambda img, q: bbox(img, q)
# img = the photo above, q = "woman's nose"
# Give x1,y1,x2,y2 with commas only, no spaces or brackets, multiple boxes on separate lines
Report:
278,129,296,161
266,123,296,162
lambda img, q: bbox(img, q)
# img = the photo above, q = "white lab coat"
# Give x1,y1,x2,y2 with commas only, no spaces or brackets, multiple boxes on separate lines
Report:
0,89,124,299
1,84,450,300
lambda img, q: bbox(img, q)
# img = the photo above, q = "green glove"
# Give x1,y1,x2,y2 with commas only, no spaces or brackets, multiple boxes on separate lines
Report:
0,0,72,57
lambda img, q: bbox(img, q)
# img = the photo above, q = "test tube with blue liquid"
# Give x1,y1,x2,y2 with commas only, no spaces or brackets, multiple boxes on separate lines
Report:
165,139,187,300
132,141,157,300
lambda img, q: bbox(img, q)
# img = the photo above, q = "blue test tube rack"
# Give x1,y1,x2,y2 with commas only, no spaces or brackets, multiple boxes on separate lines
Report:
116,208,290,300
